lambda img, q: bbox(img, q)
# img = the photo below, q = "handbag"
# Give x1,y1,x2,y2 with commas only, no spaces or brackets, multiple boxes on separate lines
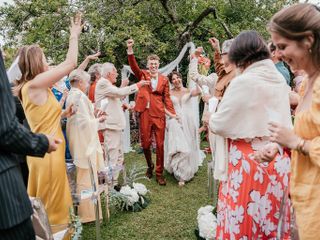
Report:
29,197,53,240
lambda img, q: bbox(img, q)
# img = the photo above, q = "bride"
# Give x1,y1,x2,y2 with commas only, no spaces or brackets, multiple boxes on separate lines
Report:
164,71,204,186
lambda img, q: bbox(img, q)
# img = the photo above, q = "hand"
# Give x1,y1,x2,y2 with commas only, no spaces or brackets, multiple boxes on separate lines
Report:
98,115,107,123
120,78,129,88
268,122,300,149
202,94,211,103
137,80,150,88
127,39,134,49
46,135,63,153
95,108,107,118
62,103,76,118
86,52,101,61
192,47,203,59
70,12,84,37
253,143,279,163
208,37,220,52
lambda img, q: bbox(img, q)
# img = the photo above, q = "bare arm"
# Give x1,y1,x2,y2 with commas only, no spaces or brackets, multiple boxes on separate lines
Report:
29,14,83,90
78,52,100,70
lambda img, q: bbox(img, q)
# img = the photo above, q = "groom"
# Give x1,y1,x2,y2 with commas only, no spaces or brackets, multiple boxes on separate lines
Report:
127,39,176,185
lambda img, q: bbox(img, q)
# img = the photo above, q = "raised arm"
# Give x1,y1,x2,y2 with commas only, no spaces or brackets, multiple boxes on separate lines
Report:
99,80,149,99
77,52,101,70
127,39,143,80
209,37,226,79
29,13,83,89
189,57,217,87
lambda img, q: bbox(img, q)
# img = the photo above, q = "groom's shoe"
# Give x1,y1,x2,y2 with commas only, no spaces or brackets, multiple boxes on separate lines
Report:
146,163,154,179
156,176,166,186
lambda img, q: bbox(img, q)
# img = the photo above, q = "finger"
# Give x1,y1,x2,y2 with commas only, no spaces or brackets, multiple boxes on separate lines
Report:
54,138,63,144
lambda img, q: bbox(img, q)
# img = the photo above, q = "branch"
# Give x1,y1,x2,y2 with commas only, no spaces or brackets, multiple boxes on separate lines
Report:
179,7,216,43
159,0,177,24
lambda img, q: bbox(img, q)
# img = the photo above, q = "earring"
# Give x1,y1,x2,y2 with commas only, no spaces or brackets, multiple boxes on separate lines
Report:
309,48,312,53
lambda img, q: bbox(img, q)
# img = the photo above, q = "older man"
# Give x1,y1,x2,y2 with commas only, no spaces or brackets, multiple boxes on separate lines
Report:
95,63,148,187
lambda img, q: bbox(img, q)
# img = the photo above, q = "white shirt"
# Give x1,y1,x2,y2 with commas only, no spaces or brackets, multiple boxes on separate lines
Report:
151,75,158,91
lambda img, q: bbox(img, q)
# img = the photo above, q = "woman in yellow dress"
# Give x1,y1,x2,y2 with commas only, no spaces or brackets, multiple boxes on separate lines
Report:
13,14,83,233
257,3,320,239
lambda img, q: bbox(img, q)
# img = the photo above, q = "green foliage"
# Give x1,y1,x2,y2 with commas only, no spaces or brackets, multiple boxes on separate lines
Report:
1,0,298,74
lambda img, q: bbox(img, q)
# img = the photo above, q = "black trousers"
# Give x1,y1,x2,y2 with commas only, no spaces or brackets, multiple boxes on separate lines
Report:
0,218,35,240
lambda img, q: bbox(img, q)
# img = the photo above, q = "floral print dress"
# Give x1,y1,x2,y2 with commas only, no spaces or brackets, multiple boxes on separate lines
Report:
216,139,291,240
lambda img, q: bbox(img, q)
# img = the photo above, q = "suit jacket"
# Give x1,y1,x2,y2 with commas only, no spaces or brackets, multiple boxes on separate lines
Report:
0,50,49,229
95,78,138,130
128,54,175,118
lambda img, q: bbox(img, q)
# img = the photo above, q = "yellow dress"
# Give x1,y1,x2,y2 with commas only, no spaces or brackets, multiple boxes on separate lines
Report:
291,75,320,240
21,82,72,233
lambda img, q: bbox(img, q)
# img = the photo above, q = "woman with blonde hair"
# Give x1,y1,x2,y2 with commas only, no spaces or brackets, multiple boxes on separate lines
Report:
13,14,83,232
266,3,320,239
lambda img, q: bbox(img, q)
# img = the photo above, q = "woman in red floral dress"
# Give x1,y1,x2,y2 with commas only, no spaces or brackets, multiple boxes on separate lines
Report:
209,31,292,239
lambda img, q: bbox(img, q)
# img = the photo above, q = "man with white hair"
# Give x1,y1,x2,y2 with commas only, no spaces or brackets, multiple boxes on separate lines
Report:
95,63,149,188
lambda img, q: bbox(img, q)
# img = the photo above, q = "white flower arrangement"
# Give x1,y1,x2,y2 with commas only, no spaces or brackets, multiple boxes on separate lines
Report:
133,182,148,196
110,182,150,212
197,205,217,240
120,185,140,206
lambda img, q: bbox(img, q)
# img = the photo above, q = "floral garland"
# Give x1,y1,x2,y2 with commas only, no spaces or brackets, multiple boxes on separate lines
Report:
195,205,217,240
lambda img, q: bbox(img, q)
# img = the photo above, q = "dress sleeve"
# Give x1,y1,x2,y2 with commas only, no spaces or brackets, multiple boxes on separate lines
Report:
307,76,320,167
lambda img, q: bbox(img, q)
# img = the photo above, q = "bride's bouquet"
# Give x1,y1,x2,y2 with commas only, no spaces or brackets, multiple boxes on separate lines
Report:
195,205,217,240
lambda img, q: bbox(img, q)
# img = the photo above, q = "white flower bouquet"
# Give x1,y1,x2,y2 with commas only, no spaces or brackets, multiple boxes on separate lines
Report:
195,205,217,240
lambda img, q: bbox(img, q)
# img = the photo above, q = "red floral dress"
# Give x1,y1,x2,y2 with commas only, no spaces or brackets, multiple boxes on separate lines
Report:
216,139,291,240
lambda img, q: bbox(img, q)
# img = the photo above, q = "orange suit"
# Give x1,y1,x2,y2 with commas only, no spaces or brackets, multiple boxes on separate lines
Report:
128,54,175,177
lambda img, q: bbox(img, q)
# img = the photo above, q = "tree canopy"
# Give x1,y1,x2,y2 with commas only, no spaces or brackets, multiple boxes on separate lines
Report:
0,0,298,69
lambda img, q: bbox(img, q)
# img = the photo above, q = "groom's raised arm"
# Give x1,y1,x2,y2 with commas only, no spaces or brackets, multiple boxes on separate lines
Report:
127,39,143,81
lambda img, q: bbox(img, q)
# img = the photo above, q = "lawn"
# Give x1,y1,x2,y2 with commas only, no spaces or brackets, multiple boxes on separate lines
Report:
82,147,212,240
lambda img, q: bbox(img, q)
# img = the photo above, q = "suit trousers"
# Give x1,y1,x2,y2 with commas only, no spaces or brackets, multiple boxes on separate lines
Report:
103,129,124,185
139,110,165,177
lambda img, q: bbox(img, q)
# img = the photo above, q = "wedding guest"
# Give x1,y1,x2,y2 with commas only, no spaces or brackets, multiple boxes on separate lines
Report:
164,71,203,186
13,14,82,232
269,41,291,85
95,62,148,188
0,49,60,240
66,69,105,223
209,31,292,239
87,63,102,103
267,4,320,239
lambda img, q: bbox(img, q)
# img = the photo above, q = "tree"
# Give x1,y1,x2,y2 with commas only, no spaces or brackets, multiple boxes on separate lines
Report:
0,0,297,71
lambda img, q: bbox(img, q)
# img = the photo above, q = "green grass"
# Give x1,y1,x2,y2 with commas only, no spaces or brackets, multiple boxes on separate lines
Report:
82,148,212,240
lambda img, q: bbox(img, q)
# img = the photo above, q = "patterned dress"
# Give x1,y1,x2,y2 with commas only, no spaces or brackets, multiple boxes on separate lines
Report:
216,139,291,240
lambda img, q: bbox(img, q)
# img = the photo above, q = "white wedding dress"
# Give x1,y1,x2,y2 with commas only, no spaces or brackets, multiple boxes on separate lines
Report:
164,92,204,182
